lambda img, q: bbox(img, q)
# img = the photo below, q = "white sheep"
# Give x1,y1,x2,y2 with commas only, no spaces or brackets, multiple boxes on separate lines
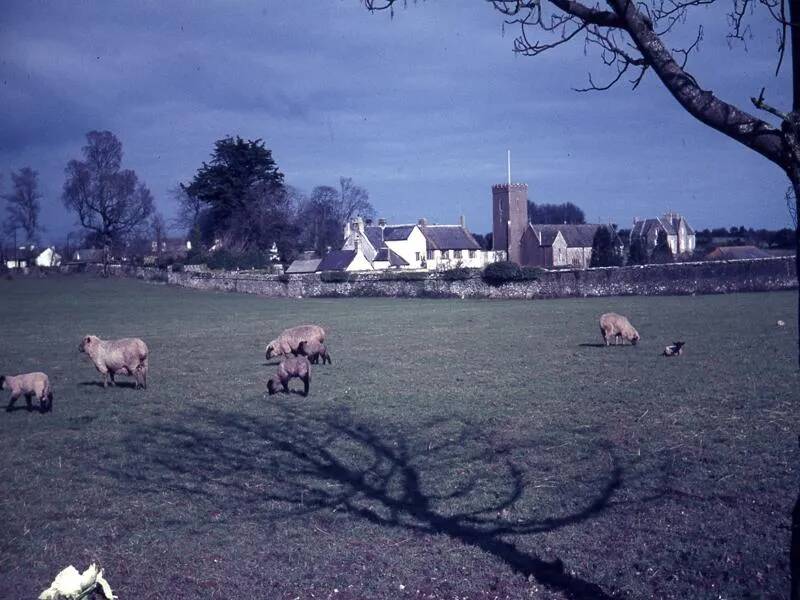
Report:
78,335,149,389
1,372,53,412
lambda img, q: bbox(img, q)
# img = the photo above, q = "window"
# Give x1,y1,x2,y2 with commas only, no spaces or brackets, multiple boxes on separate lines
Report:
454,249,462,259
441,250,449,259
415,252,421,262
427,249,434,260
468,250,476,259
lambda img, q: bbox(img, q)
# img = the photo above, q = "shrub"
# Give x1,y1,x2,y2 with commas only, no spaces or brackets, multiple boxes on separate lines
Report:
206,249,271,271
439,267,476,280
482,261,522,285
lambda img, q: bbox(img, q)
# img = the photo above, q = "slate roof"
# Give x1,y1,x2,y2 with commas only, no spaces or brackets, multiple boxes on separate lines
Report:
421,225,481,250
286,258,322,273
706,245,771,260
374,248,409,266
317,250,356,271
529,224,602,248
632,214,695,239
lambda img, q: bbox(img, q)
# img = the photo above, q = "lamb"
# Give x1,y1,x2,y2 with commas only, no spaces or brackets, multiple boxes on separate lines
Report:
599,312,640,346
267,356,311,396
297,339,332,365
1,372,53,412
663,341,685,357
265,324,326,361
78,335,149,389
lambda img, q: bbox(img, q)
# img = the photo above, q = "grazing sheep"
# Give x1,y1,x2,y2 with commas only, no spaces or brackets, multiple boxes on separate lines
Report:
297,339,332,365
599,312,640,346
265,324,326,361
1,372,53,412
78,335,149,389
267,356,311,396
663,341,685,357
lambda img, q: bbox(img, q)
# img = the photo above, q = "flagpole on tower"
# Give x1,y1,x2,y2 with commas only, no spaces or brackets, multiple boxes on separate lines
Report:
507,150,511,186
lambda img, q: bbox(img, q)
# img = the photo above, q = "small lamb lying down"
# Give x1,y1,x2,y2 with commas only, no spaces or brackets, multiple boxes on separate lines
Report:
267,356,311,396
1,372,53,412
297,340,332,365
663,341,685,357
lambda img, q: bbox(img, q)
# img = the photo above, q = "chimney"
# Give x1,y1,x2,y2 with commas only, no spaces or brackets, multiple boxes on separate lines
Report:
365,218,373,226
459,215,465,228
378,218,386,227
418,218,427,227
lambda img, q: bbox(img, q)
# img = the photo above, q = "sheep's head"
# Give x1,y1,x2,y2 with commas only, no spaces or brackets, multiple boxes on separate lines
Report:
296,341,309,356
629,330,640,345
265,340,279,361
0,376,5,389
78,335,98,354
267,375,281,395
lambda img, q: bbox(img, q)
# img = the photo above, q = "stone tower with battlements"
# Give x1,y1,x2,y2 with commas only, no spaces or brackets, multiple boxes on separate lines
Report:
492,183,528,265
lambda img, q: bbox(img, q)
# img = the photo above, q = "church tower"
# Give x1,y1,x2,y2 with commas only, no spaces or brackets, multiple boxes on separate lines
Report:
492,183,528,264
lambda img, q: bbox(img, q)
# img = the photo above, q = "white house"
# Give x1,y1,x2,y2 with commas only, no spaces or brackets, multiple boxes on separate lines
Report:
340,217,498,272
35,247,62,267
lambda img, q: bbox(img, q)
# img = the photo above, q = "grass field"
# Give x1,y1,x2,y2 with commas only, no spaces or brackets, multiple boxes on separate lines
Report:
0,275,797,599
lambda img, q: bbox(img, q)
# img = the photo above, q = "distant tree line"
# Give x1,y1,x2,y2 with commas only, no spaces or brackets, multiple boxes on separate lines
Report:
528,201,585,225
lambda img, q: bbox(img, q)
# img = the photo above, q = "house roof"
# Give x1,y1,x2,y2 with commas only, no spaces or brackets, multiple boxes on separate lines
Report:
286,258,322,273
422,225,481,250
632,213,695,238
317,249,356,271
529,224,602,248
374,248,409,266
706,245,771,260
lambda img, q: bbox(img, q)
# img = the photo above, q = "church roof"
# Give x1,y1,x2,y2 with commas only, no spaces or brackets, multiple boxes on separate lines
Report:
421,225,481,250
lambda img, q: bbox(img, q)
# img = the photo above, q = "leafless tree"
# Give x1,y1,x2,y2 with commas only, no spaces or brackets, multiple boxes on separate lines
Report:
3,167,43,245
62,131,155,268
339,177,375,224
171,185,203,232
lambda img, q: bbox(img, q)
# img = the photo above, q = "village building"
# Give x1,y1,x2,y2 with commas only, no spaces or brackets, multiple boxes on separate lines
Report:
492,182,620,269
630,212,696,256
35,247,62,267
316,247,374,272
285,251,322,274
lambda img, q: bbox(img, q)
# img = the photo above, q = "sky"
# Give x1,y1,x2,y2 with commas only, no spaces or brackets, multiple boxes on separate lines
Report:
0,0,794,244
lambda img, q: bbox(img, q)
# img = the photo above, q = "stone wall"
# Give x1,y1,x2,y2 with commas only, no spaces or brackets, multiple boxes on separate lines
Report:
127,256,798,300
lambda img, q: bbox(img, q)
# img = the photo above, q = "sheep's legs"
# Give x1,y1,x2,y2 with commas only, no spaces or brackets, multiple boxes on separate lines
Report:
25,394,33,411
302,373,310,396
6,393,19,412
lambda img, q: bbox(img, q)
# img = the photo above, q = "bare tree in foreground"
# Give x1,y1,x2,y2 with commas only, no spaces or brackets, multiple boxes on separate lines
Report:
3,167,43,245
62,131,154,270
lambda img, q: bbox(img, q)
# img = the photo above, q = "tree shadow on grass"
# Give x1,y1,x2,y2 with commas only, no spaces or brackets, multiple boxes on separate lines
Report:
100,403,667,599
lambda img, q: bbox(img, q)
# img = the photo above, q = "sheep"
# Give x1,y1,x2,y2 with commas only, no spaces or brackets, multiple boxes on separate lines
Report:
265,324,326,361
267,356,311,396
297,339,332,365
1,372,53,412
599,312,640,346
663,341,685,357
78,335,149,389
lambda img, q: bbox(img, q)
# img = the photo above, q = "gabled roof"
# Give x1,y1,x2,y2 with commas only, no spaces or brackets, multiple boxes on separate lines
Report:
317,249,356,271
632,214,695,238
286,258,322,273
529,224,602,248
706,245,771,260
374,248,409,266
382,225,416,242
422,225,481,250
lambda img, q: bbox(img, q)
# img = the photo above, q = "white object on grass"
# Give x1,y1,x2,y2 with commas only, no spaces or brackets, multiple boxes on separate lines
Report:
39,563,115,600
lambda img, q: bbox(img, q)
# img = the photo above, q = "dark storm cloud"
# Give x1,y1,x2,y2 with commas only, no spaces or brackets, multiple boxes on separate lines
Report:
0,1,793,242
